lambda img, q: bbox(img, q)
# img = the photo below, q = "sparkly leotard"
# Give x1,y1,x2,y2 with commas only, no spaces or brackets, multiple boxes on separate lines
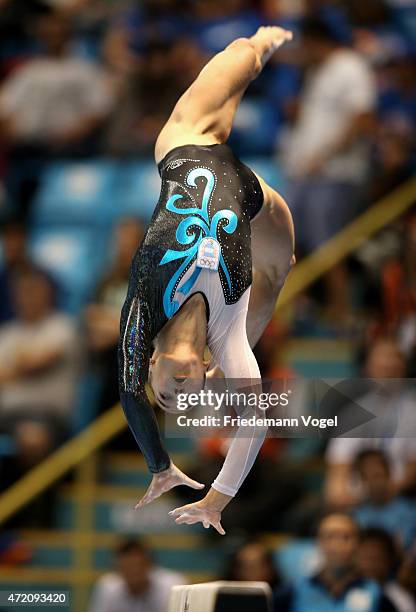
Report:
118,143,267,497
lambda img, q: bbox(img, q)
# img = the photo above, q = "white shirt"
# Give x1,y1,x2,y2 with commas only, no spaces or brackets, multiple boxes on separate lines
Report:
385,582,416,612
282,49,376,182
88,568,187,612
0,58,113,142
0,313,79,417
326,389,416,494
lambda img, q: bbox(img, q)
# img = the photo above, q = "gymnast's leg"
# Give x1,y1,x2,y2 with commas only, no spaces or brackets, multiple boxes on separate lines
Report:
154,26,293,164
247,177,295,347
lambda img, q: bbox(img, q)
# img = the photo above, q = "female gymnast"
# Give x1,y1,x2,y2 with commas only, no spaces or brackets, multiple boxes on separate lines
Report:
118,26,295,535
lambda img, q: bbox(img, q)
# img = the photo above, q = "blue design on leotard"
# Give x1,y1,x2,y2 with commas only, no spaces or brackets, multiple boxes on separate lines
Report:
159,167,237,318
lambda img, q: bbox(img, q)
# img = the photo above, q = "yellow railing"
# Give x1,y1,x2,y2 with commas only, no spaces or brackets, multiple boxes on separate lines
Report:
277,176,416,309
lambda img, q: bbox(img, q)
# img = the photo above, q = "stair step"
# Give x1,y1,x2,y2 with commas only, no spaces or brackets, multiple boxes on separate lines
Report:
283,338,356,378
12,541,222,573
55,484,200,533
6,531,219,587
19,529,206,549
0,566,213,587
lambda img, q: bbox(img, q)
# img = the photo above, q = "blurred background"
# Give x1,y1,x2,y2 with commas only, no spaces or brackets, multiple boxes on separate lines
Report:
0,0,415,610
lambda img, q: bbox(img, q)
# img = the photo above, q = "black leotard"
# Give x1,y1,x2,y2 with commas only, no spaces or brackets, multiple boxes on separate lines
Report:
118,143,263,476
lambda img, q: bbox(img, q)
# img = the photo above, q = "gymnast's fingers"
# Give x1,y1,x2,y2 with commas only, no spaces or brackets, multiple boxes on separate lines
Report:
169,505,189,517
175,512,198,525
213,520,226,536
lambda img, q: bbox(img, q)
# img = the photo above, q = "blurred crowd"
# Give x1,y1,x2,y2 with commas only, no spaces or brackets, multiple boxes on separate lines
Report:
89,511,416,611
0,0,415,610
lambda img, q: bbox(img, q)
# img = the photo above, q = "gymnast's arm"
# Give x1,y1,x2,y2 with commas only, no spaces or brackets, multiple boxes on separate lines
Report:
170,303,266,533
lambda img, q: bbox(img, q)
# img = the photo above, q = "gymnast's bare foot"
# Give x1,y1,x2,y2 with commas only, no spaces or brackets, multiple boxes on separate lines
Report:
135,462,204,509
251,26,293,65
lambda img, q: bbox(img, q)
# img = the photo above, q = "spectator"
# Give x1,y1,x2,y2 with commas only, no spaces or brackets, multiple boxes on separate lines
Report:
0,420,59,528
397,542,416,606
0,9,113,151
273,513,398,612
363,50,416,203
88,537,186,612
84,217,144,414
0,267,79,439
357,528,416,612
0,8,114,213
0,220,30,323
0,528,32,566
280,15,376,322
353,450,416,550
223,539,282,590
325,339,416,509
0,218,59,323
103,36,205,156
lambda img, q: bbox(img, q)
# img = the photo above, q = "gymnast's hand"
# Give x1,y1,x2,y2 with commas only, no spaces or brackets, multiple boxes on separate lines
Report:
169,500,226,536
169,487,232,535
134,462,204,509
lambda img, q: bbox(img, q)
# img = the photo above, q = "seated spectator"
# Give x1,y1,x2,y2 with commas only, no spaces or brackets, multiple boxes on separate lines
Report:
0,218,59,323
0,219,30,323
0,420,59,528
357,528,416,612
88,537,186,612
353,450,416,550
84,217,144,414
223,539,282,591
397,542,416,606
324,339,416,509
0,8,114,213
0,267,79,440
0,9,113,152
0,528,32,566
273,513,398,612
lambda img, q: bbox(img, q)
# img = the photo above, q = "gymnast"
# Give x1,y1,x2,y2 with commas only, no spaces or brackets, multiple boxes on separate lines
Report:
118,26,295,535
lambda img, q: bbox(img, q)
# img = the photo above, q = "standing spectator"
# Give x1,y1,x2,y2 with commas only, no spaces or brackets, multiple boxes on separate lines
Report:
88,537,186,612
0,267,79,439
357,528,416,612
273,513,398,612
280,16,376,321
353,450,416,550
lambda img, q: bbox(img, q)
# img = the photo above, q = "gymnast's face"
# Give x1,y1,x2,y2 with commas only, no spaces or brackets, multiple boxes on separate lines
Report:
149,353,207,413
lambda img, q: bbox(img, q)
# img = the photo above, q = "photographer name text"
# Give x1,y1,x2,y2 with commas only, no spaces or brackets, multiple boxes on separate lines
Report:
176,415,338,429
